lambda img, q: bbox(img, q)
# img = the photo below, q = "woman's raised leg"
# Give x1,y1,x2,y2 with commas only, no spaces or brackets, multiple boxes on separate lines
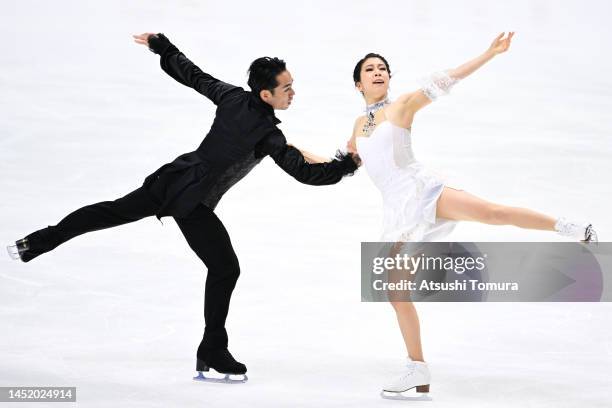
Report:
435,187,557,230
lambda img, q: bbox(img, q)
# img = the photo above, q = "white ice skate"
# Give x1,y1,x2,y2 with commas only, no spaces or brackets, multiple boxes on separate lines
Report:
555,218,598,243
380,359,432,401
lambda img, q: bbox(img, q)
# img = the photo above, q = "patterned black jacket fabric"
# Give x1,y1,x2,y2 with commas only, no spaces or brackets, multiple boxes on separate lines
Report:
142,34,358,218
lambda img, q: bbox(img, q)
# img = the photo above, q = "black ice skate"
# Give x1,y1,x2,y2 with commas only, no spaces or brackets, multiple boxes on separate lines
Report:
193,348,248,384
7,238,30,261
6,230,55,262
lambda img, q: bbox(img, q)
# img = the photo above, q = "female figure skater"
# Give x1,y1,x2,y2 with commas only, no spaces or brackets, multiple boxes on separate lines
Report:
350,32,598,397
302,32,597,397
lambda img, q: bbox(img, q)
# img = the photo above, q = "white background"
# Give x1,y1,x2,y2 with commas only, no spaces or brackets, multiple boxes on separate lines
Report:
1,0,611,407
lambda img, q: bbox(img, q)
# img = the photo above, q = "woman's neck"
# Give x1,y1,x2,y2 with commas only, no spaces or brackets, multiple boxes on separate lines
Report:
364,94,388,106
365,96,390,114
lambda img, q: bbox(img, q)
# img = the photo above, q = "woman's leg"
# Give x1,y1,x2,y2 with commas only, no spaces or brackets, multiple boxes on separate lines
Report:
435,187,557,230
386,242,425,362
390,188,557,361
390,301,425,362
385,243,431,392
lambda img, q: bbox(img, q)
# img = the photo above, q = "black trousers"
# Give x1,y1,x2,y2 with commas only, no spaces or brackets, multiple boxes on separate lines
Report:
32,187,239,353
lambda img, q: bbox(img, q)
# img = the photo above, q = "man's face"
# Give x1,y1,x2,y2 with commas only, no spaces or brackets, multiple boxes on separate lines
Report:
260,70,295,110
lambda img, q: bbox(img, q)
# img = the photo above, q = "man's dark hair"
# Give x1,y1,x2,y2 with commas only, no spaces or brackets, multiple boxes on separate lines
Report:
247,57,287,96
353,53,391,84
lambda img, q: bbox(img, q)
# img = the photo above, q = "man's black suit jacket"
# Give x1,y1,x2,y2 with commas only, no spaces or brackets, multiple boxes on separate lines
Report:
141,34,357,219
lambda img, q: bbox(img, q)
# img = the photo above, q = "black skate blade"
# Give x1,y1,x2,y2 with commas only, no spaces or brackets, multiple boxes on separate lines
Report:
193,371,248,384
380,390,432,401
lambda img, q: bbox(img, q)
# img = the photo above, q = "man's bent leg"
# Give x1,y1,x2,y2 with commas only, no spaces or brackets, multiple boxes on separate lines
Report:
174,204,241,353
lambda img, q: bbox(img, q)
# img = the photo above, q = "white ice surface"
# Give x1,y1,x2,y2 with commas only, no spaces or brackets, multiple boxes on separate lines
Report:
1,1,612,407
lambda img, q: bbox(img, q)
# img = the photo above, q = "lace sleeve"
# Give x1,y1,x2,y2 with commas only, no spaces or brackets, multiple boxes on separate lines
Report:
419,70,459,101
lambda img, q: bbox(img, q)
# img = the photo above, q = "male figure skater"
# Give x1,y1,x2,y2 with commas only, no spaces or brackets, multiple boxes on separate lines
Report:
7,33,358,381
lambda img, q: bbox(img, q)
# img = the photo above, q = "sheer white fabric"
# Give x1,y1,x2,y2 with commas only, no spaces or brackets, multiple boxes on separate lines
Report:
419,70,458,101
356,120,458,242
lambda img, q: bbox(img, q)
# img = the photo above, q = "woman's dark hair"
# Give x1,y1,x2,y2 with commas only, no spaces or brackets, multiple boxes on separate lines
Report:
247,57,287,95
353,53,391,84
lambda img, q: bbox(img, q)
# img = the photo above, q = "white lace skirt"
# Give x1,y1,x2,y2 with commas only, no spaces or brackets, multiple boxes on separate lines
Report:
379,162,460,242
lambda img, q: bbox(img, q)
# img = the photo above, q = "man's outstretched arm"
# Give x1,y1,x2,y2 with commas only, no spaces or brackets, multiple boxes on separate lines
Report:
133,32,240,105
255,130,359,185
291,146,332,164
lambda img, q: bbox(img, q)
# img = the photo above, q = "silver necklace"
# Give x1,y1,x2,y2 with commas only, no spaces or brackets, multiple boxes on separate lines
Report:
362,98,390,136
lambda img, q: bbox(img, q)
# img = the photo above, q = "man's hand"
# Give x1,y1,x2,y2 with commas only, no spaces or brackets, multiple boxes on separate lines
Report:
132,33,156,47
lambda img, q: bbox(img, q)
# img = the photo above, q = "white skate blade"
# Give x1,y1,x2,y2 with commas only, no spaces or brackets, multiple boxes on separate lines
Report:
381,390,432,401
193,371,248,384
7,244,21,260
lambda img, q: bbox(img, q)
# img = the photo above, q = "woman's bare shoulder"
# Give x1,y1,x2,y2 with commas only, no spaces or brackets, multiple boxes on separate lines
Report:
352,115,367,137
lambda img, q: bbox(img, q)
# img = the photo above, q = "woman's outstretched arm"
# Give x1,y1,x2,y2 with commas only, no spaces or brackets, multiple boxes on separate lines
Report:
397,32,514,120
448,32,514,79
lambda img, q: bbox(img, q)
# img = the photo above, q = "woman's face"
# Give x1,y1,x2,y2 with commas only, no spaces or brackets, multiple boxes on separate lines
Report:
356,57,390,100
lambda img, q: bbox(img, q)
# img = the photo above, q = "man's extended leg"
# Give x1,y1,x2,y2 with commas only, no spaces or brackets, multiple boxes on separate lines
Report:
174,204,246,375
11,187,159,262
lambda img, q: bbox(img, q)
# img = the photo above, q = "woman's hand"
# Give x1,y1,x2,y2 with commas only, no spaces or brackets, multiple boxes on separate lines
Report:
346,139,357,154
487,32,515,55
132,33,156,47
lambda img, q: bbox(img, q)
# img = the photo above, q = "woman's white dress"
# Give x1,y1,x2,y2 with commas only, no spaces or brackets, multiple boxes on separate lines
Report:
356,119,459,242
